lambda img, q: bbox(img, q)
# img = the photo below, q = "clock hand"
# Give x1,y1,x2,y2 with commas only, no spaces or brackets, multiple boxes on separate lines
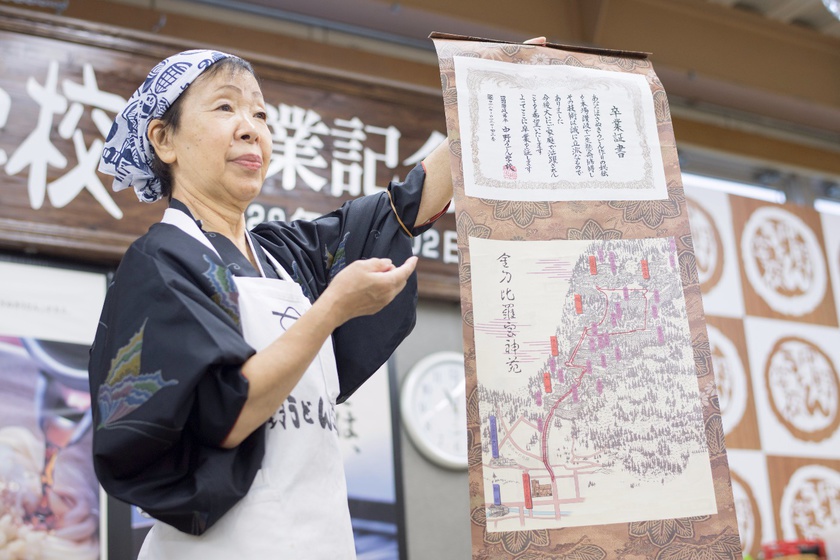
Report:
444,379,466,412
420,398,451,424
444,387,457,411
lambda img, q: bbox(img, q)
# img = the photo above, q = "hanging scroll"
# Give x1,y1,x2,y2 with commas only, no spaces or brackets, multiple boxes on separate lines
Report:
431,33,740,558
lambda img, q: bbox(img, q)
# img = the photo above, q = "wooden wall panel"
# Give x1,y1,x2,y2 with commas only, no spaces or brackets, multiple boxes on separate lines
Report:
0,10,460,298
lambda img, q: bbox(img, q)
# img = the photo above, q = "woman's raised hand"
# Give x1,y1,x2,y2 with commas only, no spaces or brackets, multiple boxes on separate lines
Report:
323,256,419,325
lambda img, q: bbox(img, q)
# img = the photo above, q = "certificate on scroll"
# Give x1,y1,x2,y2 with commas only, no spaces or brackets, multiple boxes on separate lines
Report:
431,34,740,559
455,57,667,202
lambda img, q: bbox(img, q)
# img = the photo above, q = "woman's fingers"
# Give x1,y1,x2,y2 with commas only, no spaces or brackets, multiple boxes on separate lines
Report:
390,256,418,281
359,257,394,272
524,36,547,45
327,256,419,322
364,256,417,297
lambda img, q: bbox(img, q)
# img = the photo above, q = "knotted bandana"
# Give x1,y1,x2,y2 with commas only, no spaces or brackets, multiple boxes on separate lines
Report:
99,49,233,203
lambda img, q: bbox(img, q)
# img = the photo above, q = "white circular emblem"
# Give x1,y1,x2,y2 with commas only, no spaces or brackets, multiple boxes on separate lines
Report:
687,197,724,291
741,206,826,316
765,337,839,442
780,464,840,540
708,325,747,435
731,474,758,558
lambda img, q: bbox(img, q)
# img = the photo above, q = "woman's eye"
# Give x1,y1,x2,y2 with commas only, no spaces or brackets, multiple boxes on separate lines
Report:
218,103,233,112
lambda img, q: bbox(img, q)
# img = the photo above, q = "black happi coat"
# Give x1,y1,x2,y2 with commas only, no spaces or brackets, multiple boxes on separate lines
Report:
89,165,434,535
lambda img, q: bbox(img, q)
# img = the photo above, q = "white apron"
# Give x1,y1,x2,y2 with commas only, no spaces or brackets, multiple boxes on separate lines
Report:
139,208,356,559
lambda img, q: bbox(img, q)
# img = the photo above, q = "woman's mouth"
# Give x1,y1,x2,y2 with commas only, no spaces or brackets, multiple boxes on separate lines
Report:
232,154,263,170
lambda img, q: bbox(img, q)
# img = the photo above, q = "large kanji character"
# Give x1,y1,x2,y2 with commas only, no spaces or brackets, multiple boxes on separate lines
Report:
48,130,122,218
46,63,127,218
362,124,400,195
330,116,365,197
264,103,329,192
401,130,446,167
5,61,68,210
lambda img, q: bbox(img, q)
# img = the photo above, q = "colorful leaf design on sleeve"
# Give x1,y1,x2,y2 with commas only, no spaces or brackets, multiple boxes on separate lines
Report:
202,254,240,326
325,232,350,280
97,319,179,429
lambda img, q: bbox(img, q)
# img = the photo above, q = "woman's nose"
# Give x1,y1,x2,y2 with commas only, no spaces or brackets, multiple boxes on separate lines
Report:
238,114,259,142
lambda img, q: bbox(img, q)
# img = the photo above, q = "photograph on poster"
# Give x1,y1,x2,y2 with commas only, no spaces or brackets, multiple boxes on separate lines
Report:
337,364,405,558
454,56,667,202
469,237,716,532
0,260,107,559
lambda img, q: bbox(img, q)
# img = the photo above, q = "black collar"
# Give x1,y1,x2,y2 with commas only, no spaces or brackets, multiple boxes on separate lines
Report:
168,199,279,279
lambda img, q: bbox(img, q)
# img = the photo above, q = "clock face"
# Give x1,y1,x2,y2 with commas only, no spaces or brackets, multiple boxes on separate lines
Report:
401,352,468,470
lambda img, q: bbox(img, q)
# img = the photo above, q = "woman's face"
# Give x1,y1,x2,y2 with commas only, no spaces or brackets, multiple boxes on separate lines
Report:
163,67,271,209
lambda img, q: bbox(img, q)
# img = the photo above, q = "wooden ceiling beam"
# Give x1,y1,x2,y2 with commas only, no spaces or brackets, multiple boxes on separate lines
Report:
375,0,578,40
573,0,608,45
594,0,840,121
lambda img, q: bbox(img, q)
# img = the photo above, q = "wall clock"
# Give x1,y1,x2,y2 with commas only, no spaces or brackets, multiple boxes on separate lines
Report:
400,351,468,470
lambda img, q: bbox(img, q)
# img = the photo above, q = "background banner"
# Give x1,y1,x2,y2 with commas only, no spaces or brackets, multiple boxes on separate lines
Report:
684,180,840,558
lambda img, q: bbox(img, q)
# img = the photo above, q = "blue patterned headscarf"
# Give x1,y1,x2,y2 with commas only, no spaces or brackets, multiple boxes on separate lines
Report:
99,49,233,203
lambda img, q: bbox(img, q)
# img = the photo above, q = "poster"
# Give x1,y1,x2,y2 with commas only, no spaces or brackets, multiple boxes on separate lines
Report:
433,34,739,558
338,363,407,559
0,258,107,559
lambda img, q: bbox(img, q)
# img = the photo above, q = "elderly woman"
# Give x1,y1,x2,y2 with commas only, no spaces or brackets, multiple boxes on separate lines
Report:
88,50,452,558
